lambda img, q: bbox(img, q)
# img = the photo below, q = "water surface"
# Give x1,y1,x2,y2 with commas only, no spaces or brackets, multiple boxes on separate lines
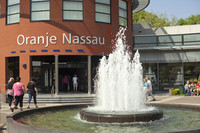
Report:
23,107,200,133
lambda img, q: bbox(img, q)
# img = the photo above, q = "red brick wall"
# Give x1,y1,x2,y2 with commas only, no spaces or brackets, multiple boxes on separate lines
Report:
0,0,133,92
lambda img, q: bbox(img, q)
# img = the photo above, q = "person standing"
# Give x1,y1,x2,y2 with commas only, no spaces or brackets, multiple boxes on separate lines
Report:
62,75,69,92
93,76,98,94
27,78,38,109
6,77,14,110
143,78,148,101
72,74,78,92
147,77,156,101
11,77,25,112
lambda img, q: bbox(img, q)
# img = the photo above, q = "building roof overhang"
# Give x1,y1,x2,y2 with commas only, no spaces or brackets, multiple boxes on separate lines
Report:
132,0,150,13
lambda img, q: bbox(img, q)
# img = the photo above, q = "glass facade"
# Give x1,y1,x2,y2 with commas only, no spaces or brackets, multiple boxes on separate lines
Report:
95,0,111,23
31,0,50,21
143,63,158,90
158,35,182,46
135,32,200,91
7,0,20,24
159,63,183,90
184,34,200,45
184,62,200,83
63,0,83,21
119,0,127,27
142,62,200,91
31,56,89,93
134,33,200,47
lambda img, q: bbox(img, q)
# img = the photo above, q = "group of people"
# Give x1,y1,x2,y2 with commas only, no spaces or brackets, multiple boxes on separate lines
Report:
62,74,79,92
184,80,200,96
143,77,156,101
6,77,38,112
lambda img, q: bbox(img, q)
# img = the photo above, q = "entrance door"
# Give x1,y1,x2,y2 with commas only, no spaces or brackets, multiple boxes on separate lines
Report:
59,55,88,93
32,55,88,93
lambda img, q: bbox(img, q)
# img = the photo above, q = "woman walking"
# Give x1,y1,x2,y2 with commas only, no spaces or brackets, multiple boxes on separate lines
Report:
11,77,25,112
27,78,38,109
6,77,14,110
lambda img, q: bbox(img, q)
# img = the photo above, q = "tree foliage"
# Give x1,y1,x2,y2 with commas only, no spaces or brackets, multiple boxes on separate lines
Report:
176,15,200,25
133,10,200,28
133,10,171,28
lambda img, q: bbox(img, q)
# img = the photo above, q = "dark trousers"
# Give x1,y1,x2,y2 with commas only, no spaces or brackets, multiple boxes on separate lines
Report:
28,93,37,105
14,95,24,107
63,83,68,91
7,94,13,106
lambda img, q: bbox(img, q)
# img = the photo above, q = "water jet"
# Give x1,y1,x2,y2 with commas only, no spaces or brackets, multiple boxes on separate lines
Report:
80,27,163,123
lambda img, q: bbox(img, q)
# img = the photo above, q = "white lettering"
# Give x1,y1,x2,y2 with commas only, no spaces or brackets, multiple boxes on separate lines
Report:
99,37,105,45
45,33,49,47
17,33,105,47
17,34,25,46
50,36,57,44
73,36,79,44
86,36,91,44
26,37,30,45
38,36,44,44
63,33,71,44
30,36,36,44
92,36,98,44
80,36,85,44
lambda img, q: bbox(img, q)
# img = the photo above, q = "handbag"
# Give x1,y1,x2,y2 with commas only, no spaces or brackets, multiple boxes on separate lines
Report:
7,89,14,96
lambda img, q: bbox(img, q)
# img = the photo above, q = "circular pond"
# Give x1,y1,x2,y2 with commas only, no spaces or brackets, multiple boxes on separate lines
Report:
18,106,200,133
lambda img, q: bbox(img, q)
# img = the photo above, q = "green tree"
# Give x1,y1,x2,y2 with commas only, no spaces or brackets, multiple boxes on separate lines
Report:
133,10,171,28
176,18,186,25
176,15,200,25
133,10,200,27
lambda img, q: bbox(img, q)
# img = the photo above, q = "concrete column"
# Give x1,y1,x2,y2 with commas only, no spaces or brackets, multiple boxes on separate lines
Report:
55,55,59,95
157,63,159,91
88,55,92,94
182,62,184,85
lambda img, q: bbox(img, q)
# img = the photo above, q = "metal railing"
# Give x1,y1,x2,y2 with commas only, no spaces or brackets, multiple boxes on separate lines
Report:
134,32,200,47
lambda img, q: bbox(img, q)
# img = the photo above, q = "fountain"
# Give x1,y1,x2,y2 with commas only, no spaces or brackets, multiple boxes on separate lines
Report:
6,28,200,133
80,27,163,123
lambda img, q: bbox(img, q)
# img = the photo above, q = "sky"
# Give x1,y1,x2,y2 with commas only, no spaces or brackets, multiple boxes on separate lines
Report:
145,0,200,20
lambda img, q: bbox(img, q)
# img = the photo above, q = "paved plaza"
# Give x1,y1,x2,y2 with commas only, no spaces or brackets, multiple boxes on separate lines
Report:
1,93,200,133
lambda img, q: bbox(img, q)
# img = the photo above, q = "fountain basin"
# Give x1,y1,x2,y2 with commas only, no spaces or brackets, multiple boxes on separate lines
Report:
80,109,163,123
6,104,200,133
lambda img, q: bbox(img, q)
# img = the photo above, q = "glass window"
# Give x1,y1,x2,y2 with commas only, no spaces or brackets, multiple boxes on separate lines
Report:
119,0,127,27
184,34,200,45
158,35,182,43
135,36,157,44
7,0,20,24
159,63,183,90
143,63,158,90
158,35,182,46
63,0,83,21
31,0,50,21
95,0,110,23
184,62,200,84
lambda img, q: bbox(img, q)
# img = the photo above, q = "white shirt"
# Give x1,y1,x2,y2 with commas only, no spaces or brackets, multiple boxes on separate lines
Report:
73,77,78,84
147,80,152,91
184,84,190,89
